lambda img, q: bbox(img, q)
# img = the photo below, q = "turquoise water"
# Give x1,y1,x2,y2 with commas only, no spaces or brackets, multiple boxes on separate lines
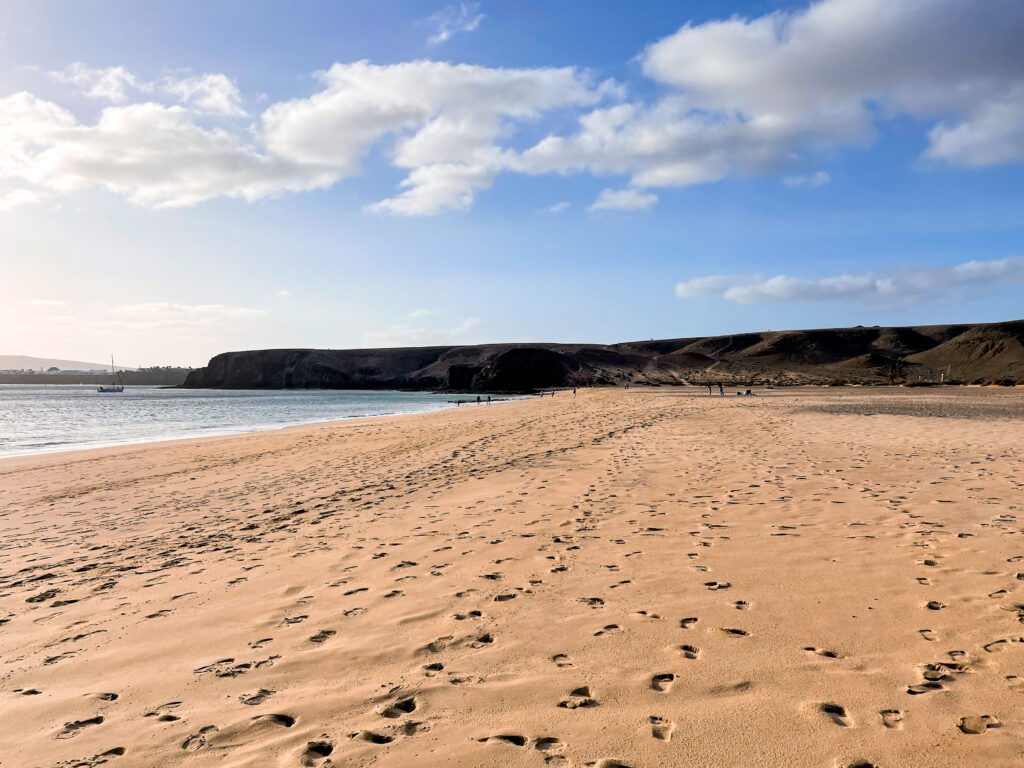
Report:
0,385,487,459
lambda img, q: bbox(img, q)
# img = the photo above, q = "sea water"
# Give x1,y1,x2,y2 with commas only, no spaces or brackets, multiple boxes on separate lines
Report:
0,385,488,459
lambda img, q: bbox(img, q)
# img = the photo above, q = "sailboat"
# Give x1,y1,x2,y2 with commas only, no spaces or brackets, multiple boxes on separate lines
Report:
97,356,124,393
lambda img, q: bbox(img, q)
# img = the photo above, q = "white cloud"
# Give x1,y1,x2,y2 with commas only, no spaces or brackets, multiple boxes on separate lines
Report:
50,63,142,102
589,187,657,211
427,3,485,45
363,316,481,347
0,188,42,211
542,201,570,213
28,299,66,306
524,0,1024,191
161,73,245,116
408,308,435,318
675,255,1024,307
10,3,1024,214
276,290,291,299
783,171,830,188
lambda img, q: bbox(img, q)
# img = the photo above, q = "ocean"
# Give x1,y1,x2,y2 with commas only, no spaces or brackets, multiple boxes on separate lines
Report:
0,385,489,459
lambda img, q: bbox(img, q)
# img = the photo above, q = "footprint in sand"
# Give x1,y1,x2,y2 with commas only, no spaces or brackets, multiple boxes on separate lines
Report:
925,601,946,611
907,681,944,695
309,629,336,644
651,673,676,692
594,624,621,637
880,709,903,729
919,629,937,641
552,653,574,668
478,734,527,746
181,725,218,751
704,581,731,591
239,688,274,706
959,715,1001,734
678,645,701,659
535,737,566,753
559,685,598,709
804,646,842,659
819,703,852,727
586,760,632,768
715,628,749,638
423,662,444,676
57,716,104,739
380,696,417,718
300,740,334,766
679,617,698,629
356,730,394,744
649,715,675,741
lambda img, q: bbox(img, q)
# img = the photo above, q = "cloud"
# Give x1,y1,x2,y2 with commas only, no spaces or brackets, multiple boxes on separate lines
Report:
363,317,481,347
0,188,42,211
523,0,1024,190
675,255,1024,307
427,3,485,45
408,308,435,318
589,187,657,211
50,63,142,102
541,201,570,213
276,290,291,299
10,3,1024,214
28,299,66,306
161,73,245,116
783,171,830,188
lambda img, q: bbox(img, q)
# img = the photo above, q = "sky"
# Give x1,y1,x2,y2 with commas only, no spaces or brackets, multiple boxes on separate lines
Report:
1,0,1023,367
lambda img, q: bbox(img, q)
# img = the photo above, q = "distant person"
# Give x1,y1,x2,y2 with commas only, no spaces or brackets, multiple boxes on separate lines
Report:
476,395,481,404
718,382,724,396
707,384,712,395
573,387,577,399
487,395,491,404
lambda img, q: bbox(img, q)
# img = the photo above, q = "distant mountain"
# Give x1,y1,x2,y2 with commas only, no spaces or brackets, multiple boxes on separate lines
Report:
0,355,136,371
182,320,1023,391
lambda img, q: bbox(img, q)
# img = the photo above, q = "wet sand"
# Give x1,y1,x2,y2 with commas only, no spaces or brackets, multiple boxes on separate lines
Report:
1,387,1022,768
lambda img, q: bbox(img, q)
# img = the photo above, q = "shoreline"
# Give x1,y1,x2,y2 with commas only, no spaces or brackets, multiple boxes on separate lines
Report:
0,390,525,463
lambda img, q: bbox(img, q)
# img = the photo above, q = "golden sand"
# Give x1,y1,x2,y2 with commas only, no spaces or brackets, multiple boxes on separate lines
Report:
1,388,1022,768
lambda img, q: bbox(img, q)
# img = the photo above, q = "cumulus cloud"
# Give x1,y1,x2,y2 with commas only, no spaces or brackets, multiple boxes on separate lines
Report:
161,73,245,116
363,317,481,347
50,63,142,102
426,3,485,45
8,2,1024,214
523,0,1024,190
589,187,657,211
675,255,1024,307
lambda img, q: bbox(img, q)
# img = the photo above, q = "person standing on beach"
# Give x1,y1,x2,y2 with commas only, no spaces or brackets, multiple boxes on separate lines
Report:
718,382,725,396
573,387,577,399
707,383,712,395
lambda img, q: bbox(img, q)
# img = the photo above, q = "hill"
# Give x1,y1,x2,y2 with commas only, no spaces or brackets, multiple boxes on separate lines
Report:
182,320,1024,392
0,355,135,372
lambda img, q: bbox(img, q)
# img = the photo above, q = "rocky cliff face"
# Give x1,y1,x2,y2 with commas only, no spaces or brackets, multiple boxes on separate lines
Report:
182,320,1024,391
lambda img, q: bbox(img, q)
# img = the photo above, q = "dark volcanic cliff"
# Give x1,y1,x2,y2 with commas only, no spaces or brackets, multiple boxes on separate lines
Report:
182,320,1024,391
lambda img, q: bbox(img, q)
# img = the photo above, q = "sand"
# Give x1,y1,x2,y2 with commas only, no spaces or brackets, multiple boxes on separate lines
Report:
1,387,1023,768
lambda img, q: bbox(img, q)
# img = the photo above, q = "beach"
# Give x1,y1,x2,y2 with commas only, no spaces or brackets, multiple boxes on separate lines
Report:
2,387,1022,768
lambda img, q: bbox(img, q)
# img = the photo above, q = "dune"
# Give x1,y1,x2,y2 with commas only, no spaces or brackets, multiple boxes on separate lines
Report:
1,387,1022,767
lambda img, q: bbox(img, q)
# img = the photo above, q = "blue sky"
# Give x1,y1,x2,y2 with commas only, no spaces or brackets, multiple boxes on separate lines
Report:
1,0,1023,367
